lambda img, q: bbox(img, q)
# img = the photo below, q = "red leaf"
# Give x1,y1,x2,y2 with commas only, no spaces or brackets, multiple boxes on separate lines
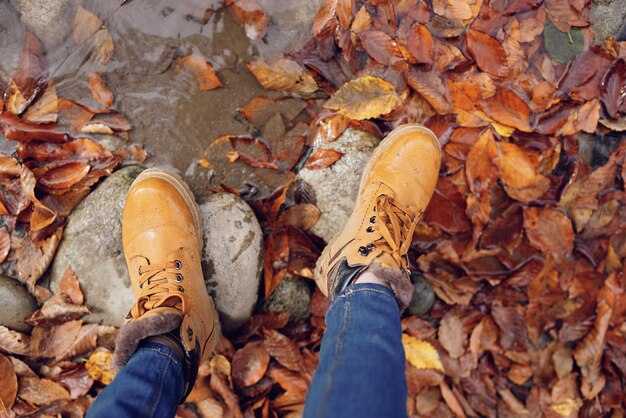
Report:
601,58,626,119
523,206,574,263
466,29,509,78
304,149,343,169
229,136,281,171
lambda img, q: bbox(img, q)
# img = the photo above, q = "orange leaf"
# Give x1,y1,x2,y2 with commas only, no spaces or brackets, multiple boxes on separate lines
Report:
358,30,403,66
39,162,91,190
406,70,452,114
278,203,321,230
18,376,70,406
23,81,58,124
482,87,532,132
246,59,318,94
88,73,114,108
466,29,509,78
523,206,574,264
12,32,47,114
179,54,222,91
304,149,343,169
226,0,270,40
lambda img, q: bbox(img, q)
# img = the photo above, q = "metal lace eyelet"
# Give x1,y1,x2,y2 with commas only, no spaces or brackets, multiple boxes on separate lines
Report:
187,326,193,341
359,246,370,256
369,216,376,223
178,286,185,292
367,243,374,250
174,260,182,269
176,273,184,283
366,226,374,233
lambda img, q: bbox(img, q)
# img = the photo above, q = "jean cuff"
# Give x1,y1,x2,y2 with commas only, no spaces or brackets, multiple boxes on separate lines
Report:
137,341,184,367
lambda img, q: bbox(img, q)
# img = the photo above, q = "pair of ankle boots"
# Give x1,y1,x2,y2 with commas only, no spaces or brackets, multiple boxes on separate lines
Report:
114,124,441,401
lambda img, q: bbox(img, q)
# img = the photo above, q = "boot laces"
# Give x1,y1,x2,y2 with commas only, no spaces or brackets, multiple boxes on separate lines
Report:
130,260,188,318
369,195,420,270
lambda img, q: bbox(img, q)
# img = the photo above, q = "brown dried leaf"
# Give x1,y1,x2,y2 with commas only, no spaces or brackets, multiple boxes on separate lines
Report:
304,149,344,170
16,227,63,291
438,310,466,359
210,373,243,418
406,70,452,114
179,54,223,91
466,29,509,78
88,73,113,108
0,227,10,264
246,59,318,94
498,142,550,202
18,376,70,406
433,0,483,24
278,203,320,231
466,129,498,194
358,30,402,66
324,76,400,120
58,267,84,305
59,324,99,361
523,206,574,264
25,294,89,327
12,32,47,114
39,162,91,190
263,329,304,373
601,58,625,119
72,6,101,44
53,364,93,399
231,341,270,388
0,326,30,356
0,354,18,410
545,0,589,32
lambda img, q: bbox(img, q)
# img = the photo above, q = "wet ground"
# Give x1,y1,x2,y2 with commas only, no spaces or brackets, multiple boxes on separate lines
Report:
0,0,321,198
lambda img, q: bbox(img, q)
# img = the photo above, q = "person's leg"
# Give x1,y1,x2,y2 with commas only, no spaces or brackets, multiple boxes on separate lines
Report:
86,342,184,418
304,282,407,418
308,124,441,418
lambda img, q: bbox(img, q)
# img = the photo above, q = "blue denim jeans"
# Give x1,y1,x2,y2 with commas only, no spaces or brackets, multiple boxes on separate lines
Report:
86,342,184,418
304,283,407,418
87,284,406,418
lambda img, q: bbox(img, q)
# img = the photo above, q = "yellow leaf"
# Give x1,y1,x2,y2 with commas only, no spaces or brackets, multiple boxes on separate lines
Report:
549,398,583,416
209,354,231,377
402,334,444,371
198,158,214,169
246,59,318,94
324,76,400,120
86,351,116,385
491,121,515,137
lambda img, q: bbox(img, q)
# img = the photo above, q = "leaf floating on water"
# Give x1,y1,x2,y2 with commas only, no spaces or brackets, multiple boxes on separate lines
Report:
402,334,444,371
23,81,58,124
247,59,318,94
179,54,223,91
39,162,91,190
324,76,400,120
72,7,114,65
88,73,114,108
10,32,48,115
226,0,270,40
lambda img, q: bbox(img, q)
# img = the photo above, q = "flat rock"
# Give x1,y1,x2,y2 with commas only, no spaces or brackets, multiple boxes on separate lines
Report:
262,278,311,321
298,129,381,242
0,275,38,332
199,193,263,333
48,166,143,326
10,0,76,49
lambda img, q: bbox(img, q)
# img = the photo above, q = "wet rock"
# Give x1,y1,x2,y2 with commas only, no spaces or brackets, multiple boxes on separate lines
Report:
199,193,263,333
48,166,143,326
262,278,311,321
590,0,626,42
298,129,381,242
406,272,435,316
0,275,38,332
0,1,25,85
10,0,76,49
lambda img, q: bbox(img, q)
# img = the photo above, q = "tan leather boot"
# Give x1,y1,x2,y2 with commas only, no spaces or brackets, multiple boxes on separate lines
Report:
113,168,220,401
315,124,441,311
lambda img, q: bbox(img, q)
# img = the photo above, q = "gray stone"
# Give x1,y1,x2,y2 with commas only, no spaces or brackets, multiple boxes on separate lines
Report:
298,129,381,242
10,0,77,49
0,275,38,332
0,1,25,86
262,278,311,321
199,193,263,333
48,166,143,326
590,0,626,42
406,272,435,316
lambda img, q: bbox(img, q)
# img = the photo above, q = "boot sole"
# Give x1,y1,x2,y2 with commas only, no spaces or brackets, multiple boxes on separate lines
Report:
314,124,441,295
130,168,205,254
